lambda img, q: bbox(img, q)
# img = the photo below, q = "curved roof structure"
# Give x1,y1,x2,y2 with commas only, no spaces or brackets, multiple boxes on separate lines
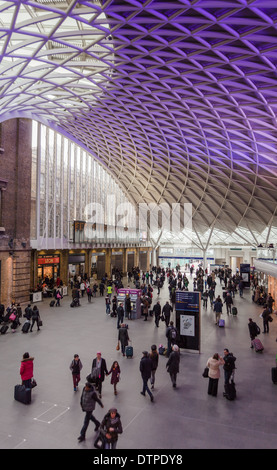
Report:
1,0,277,246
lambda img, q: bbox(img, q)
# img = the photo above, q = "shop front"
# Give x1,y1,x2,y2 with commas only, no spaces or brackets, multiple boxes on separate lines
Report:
37,255,60,283
91,252,106,280
68,253,86,278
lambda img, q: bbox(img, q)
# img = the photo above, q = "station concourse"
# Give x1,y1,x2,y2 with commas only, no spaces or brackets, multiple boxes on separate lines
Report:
0,0,277,452
0,273,277,450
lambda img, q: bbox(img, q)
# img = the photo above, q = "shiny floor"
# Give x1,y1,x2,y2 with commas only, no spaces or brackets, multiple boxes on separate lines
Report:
1,274,277,450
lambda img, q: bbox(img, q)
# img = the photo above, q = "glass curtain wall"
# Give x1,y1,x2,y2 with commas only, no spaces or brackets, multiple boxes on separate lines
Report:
31,121,138,250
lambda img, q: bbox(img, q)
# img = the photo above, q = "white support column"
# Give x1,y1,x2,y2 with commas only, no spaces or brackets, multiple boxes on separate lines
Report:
36,123,41,242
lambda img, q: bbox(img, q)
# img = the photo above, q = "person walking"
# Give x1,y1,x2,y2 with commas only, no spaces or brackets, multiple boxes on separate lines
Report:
107,284,113,298
23,304,33,321
87,286,92,303
125,294,132,320
213,296,223,325
248,318,260,348
55,288,62,307
162,301,173,327
105,295,111,314
91,352,108,398
208,288,215,307
107,361,121,395
140,351,154,402
118,323,129,356
99,281,105,297
224,292,233,315
78,382,104,442
202,290,208,308
262,305,271,333
166,344,180,388
117,303,124,329
153,301,161,327
111,295,117,317
20,352,34,389
149,345,159,390
80,281,86,298
267,293,275,313
30,305,41,332
206,353,224,397
69,354,83,392
100,408,123,450
165,321,178,357
238,278,244,298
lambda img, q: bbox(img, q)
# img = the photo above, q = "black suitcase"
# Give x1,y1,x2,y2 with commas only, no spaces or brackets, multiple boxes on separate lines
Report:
232,307,238,316
224,382,236,400
22,321,30,333
14,384,31,404
49,300,55,307
272,367,277,384
125,345,133,358
0,325,8,334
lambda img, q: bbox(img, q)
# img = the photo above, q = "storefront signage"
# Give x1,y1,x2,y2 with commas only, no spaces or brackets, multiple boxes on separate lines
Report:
38,257,60,265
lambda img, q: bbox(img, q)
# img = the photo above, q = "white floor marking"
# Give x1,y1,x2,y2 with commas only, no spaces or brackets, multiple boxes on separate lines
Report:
33,402,70,424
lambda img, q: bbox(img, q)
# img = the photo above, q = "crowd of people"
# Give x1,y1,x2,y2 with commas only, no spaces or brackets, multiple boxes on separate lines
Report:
0,302,42,333
4,262,276,449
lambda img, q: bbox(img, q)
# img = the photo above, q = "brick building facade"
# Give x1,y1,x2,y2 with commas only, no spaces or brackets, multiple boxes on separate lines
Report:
0,118,32,307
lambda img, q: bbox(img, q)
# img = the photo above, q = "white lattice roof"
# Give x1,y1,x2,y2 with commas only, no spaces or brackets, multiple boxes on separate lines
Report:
1,0,277,246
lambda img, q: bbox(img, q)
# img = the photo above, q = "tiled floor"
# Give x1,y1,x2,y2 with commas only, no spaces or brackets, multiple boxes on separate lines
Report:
1,274,277,449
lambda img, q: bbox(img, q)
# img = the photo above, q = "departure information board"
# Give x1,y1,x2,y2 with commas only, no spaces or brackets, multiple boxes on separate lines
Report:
175,290,201,352
175,291,200,311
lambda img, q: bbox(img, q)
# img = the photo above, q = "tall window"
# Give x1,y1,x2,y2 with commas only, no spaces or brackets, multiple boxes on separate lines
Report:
31,121,137,249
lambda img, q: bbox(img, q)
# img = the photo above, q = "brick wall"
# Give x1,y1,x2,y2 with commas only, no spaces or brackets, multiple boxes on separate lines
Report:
0,118,32,307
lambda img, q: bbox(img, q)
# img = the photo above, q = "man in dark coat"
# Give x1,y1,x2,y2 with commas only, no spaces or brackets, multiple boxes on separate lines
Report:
118,324,129,356
24,304,33,321
91,352,108,398
166,344,180,388
248,318,260,348
262,305,271,333
162,301,173,327
139,351,154,402
117,303,124,329
224,292,233,315
153,301,161,327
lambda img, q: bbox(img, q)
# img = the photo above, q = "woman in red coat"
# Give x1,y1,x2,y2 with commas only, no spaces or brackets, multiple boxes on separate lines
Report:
20,352,34,388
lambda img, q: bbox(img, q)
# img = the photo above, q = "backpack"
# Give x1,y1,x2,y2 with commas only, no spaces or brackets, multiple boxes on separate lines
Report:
170,327,177,340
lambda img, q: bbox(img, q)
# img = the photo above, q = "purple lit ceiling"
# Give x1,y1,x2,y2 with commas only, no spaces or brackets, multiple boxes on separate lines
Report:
1,0,277,244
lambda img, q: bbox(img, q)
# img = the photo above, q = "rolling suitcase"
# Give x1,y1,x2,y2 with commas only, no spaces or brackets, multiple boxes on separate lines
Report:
272,367,277,384
125,344,133,358
49,300,55,307
232,307,237,316
0,325,8,334
218,319,225,327
3,313,10,322
14,384,31,404
252,338,264,352
224,382,236,400
22,321,30,333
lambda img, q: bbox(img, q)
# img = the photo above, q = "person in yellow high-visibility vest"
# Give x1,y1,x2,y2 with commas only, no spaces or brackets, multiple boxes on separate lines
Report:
107,284,113,298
